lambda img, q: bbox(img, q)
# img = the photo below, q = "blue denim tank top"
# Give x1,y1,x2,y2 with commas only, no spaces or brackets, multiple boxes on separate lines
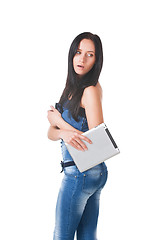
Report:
55,100,89,163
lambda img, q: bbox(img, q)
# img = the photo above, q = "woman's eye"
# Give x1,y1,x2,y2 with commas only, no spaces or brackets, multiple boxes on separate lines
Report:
87,53,93,57
75,51,94,57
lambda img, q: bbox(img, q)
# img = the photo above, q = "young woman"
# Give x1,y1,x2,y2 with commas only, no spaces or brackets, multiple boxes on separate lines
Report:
47,32,108,240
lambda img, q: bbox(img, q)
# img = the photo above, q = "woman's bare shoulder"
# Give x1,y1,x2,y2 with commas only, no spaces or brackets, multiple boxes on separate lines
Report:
81,82,102,108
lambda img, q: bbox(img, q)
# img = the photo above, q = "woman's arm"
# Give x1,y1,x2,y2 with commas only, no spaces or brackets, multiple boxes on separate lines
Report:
47,126,63,141
47,126,92,151
47,107,92,151
47,106,83,134
82,85,104,129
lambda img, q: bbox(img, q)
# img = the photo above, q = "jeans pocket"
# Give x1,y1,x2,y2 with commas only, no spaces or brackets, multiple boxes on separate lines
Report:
82,172,102,195
82,168,108,194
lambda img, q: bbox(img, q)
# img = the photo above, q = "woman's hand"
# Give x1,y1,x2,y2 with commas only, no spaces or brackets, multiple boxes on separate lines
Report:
60,130,92,151
47,105,61,127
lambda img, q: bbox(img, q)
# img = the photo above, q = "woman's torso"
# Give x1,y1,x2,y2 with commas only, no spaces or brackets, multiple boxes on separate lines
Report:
60,99,107,177
60,82,103,163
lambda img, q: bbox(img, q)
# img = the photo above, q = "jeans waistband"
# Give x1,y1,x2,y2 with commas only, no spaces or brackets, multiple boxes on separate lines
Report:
60,161,75,173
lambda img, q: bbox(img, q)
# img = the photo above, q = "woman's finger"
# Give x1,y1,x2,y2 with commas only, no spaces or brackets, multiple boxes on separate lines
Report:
50,105,55,110
70,140,83,151
72,139,86,151
79,134,92,144
73,137,88,150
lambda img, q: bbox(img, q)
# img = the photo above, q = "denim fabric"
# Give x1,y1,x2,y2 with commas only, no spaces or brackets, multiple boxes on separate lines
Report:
53,101,108,240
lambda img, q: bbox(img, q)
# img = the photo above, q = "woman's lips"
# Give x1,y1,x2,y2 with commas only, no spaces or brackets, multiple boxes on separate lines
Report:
77,65,84,68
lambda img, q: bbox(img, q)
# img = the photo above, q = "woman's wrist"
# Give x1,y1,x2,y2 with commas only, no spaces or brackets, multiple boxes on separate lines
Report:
49,116,63,128
56,117,83,134
56,116,65,129
57,129,67,140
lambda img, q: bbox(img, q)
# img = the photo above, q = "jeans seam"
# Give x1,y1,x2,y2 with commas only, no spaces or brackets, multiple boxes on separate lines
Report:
99,169,108,190
82,175,91,195
66,176,78,234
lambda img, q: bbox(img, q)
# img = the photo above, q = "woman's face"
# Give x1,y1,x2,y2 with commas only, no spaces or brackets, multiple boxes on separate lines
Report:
73,39,96,76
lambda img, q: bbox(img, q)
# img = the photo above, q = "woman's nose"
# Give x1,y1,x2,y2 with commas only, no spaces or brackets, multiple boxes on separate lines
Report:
79,54,85,63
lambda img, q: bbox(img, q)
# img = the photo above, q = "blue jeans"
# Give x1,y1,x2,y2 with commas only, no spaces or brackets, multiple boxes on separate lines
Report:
53,162,108,240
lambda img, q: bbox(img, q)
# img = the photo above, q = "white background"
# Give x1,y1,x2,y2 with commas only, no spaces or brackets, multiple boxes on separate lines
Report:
0,0,160,239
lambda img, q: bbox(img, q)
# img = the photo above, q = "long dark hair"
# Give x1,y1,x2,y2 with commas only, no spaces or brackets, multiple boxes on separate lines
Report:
58,32,103,121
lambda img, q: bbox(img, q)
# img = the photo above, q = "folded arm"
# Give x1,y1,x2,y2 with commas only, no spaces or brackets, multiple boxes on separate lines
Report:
47,106,92,151
47,106,83,134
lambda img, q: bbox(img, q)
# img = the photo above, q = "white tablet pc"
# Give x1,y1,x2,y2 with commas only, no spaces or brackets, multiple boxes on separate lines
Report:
65,123,120,172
